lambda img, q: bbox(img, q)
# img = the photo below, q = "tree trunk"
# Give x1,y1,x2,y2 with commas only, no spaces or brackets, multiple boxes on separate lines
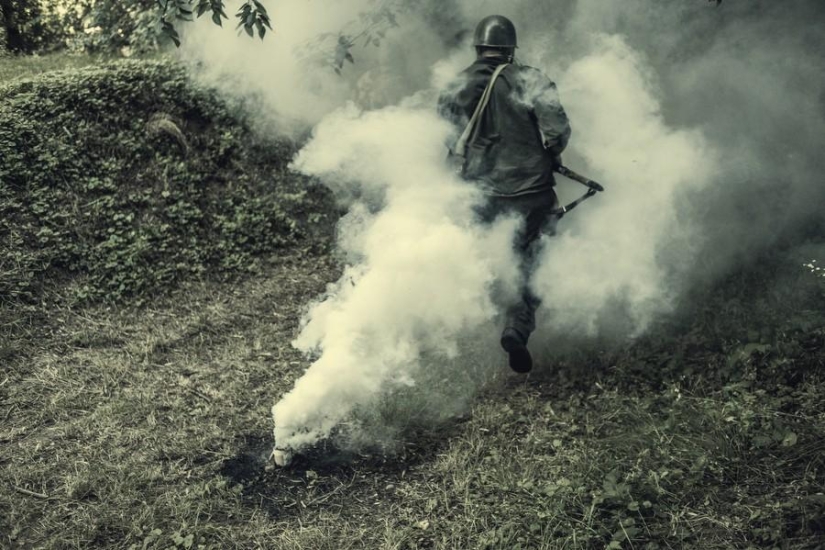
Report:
0,0,32,53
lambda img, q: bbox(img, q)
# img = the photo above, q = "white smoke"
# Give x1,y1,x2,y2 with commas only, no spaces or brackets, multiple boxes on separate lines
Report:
531,35,717,336
268,36,716,450
271,104,522,451
178,0,375,129
176,0,816,452
178,0,458,129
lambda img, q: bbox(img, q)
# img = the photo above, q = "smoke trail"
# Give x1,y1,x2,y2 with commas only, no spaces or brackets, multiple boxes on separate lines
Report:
269,36,717,451
271,104,522,451
178,0,825,451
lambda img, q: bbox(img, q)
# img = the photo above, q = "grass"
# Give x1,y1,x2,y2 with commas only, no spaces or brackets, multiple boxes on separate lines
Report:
2,251,341,548
0,51,132,83
2,245,825,549
2,51,825,550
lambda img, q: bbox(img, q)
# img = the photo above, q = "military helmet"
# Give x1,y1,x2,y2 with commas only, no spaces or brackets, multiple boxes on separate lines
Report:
473,15,518,49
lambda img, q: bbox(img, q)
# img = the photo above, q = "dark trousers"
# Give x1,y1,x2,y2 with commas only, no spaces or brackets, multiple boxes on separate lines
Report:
476,188,559,343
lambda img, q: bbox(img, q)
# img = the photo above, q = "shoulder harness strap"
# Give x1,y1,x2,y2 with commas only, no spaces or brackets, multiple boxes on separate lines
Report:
453,63,509,158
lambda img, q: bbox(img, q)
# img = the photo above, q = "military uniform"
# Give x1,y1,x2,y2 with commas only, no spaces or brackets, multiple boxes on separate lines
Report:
437,24,571,371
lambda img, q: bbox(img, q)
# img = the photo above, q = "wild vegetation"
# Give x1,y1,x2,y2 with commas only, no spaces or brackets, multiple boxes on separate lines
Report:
0,58,332,306
2,56,825,549
0,0,384,56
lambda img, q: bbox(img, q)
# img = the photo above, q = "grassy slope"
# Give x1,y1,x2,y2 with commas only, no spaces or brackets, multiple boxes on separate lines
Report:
2,56,825,550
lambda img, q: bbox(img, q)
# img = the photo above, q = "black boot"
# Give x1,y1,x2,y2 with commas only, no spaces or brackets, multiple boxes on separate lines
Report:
500,327,532,373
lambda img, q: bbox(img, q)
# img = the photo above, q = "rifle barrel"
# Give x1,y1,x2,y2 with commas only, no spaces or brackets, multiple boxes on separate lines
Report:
555,165,605,192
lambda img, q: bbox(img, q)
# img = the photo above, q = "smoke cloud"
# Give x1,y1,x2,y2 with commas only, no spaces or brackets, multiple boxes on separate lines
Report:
179,0,373,129
179,0,825,453
531,35,717,336
272,104,521,450
564,0,825,279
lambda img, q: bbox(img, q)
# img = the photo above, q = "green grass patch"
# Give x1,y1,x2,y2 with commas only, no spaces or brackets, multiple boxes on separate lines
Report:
0,52,123,83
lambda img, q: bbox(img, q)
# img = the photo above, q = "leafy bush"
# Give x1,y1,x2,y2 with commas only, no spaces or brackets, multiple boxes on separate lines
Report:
0,59,333,305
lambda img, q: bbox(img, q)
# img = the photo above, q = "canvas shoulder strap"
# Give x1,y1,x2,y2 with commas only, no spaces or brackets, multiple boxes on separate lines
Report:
453,63,509,157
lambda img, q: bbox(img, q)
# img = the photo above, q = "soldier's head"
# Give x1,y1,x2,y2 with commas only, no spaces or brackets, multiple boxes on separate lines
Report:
473,15,517,61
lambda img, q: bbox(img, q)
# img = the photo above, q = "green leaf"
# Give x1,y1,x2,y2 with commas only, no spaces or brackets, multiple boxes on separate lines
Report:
161,22,181,47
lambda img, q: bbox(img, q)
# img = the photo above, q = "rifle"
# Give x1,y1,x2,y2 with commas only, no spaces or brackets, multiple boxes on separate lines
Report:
551,165,605,218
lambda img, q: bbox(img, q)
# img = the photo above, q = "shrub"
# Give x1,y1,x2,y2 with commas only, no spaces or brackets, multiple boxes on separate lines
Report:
0,59,333,305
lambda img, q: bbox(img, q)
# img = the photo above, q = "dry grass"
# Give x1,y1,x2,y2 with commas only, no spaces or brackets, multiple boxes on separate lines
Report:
2,251,340,548
3,247,825,549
